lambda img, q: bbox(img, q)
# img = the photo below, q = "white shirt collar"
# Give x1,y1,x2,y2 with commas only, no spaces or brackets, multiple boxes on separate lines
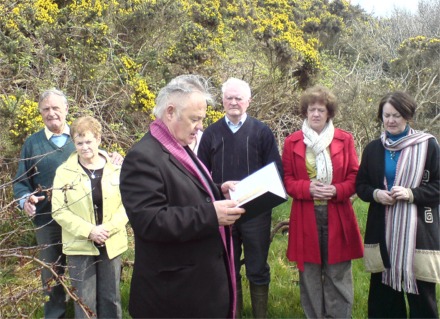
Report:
225,113,247,126
44,124,70,140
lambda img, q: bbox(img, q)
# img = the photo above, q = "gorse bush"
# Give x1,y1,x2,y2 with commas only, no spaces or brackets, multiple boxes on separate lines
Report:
0,0,439,316
1,0,438,161
9,99,44,145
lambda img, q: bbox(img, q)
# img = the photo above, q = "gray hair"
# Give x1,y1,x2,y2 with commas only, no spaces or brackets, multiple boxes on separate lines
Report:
221,78,251,99
38,88,68,109
153,74,214,118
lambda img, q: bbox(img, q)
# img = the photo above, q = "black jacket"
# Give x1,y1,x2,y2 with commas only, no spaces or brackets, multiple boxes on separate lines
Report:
120,132,232,318
356,137,439,276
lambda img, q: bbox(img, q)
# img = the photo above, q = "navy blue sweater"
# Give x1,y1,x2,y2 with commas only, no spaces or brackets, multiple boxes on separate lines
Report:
198,116,282,183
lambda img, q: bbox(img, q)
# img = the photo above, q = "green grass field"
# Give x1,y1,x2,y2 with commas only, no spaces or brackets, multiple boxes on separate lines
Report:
13,198,440,318
118,197,438,318
242,198,371,318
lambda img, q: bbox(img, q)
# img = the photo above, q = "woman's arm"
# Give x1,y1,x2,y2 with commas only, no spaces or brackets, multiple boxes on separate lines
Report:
410,138,439,206
282,135,312,200
332,133,358,202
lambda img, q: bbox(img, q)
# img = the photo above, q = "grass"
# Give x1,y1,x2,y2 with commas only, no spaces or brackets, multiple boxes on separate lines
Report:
3,198,439,318
120,199,369,318
245,198,370,318
236,198,439,318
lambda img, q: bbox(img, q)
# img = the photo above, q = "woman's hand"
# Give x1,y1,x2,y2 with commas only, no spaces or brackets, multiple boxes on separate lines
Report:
376,189,396,205
390,186,410,201
310,181,336,200
89,225,109,245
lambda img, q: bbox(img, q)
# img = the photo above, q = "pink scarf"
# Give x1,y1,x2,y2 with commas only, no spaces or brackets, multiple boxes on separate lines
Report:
150,119,237,318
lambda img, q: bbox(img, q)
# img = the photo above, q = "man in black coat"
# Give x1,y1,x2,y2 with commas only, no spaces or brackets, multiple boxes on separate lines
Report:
120,74,245,318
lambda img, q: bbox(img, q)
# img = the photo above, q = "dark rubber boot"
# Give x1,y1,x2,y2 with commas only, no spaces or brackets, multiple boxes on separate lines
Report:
250,282,268,318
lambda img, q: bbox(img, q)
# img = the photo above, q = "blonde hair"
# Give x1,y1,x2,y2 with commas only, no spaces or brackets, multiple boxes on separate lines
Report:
70,116,102,140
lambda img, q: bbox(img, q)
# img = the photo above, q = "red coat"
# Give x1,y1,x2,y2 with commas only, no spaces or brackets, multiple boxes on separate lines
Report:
282,128,363,271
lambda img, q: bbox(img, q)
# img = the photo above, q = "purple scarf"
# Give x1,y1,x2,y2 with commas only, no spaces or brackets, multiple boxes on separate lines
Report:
150,119,237,317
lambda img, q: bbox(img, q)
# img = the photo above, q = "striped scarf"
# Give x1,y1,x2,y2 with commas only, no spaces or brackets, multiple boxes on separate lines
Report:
150,119,237,317
380,127,434,294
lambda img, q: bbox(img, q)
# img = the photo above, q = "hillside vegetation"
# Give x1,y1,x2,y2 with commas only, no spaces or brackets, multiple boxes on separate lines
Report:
0,0,439,317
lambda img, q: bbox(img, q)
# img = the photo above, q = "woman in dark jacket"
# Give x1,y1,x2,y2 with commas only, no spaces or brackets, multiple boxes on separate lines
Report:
356,91,439,318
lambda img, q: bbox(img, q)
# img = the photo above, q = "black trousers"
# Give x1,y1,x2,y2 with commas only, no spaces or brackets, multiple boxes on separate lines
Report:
368,272,438,318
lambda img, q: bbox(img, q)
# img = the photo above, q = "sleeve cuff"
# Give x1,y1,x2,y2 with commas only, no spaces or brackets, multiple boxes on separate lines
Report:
407,188,414,203
19,194,30,210
373,189,380,203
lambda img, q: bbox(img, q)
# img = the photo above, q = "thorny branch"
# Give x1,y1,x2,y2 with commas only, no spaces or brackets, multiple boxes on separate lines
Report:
1,251,96,319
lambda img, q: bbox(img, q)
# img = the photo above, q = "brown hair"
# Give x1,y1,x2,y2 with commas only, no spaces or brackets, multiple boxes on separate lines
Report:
299,85,337,119
70,116,102,140
377,91,416,122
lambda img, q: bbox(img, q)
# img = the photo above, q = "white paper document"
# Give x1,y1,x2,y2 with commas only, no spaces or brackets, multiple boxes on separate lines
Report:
229,162,287,221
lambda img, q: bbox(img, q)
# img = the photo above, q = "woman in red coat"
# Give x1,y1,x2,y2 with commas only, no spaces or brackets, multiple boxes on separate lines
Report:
282,86,363,318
